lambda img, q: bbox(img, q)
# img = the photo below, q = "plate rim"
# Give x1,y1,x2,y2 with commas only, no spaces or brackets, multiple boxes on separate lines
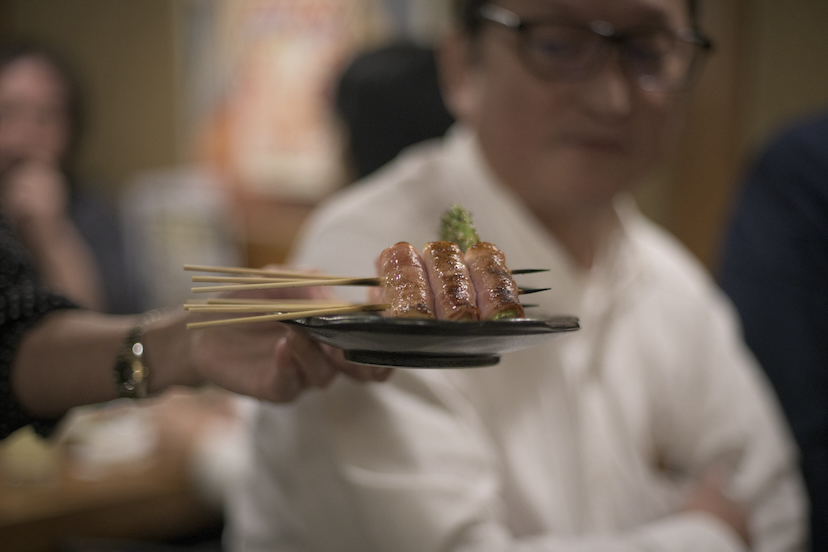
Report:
284,314,580,368
286,314,580,336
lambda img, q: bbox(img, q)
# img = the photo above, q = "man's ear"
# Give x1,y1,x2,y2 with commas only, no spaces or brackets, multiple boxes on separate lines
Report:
436,29,479,124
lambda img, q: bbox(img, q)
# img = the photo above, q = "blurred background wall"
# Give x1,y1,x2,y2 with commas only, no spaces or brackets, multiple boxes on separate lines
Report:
0,0,826,270
0,0,178,198
665,0,828,269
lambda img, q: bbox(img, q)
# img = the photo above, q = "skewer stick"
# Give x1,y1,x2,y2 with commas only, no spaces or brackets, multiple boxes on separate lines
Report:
193,274,550,286
517,287,551,295
184,302,364,313
186,305,294,313
191,277,379,293
205,298,352,307
185,264,549,280
184,264,344,280
192,279,548,295
186,303,388,329
192,276,314,284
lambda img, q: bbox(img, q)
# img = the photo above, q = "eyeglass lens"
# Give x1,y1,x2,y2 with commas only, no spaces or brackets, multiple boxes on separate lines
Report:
520,24,698,91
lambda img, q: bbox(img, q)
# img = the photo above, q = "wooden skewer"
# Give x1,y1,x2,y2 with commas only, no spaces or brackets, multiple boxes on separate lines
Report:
186,303,388,330
191,277,379,293
184,302,364,313
185,264,549,280
518,287,551,295
186,305,290,313
192,279,548,295
184,264,344,280
192,276,313,284
205,298,352,306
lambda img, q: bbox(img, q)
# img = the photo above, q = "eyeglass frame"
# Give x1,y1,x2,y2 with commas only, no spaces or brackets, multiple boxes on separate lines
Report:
476,3,714,93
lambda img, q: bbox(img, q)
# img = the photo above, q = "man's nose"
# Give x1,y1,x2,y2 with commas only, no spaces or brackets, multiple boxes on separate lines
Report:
579,51,633,121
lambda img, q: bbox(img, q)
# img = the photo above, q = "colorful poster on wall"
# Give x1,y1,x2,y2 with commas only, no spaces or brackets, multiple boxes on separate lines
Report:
179,0,389,201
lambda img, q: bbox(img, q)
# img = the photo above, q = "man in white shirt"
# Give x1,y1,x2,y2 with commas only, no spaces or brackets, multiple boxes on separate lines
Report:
227,0,806,550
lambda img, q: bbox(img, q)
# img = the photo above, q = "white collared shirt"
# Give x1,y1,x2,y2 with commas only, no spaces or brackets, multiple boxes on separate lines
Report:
227,127,805,552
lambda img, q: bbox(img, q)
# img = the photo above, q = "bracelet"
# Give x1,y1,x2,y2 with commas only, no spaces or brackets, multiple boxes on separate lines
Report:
113,309,165,399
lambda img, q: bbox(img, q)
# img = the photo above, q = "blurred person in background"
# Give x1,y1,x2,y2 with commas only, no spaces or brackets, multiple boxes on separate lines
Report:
0,40,393,552
334,41,454,182
720,113,828,551
0,41,141,314
0,48,390,442
228,0,806,550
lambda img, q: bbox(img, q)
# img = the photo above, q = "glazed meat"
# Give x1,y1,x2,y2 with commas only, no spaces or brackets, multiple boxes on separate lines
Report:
376,242,436,319
421,241,481,321
464,242,525,320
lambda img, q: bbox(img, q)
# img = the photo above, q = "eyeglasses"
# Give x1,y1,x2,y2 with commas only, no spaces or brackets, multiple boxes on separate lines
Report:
477,4,713,93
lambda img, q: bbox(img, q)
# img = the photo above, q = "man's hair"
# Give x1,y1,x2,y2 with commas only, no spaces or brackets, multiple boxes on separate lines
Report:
453,0,701,35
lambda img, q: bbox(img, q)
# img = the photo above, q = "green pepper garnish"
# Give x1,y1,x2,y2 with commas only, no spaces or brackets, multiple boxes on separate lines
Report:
439,205,480,253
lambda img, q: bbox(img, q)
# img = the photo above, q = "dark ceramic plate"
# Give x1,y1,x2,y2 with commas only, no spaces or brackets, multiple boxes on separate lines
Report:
285,314,580,368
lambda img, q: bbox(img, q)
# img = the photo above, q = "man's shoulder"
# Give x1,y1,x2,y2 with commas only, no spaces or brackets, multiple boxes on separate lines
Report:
627,214,719,303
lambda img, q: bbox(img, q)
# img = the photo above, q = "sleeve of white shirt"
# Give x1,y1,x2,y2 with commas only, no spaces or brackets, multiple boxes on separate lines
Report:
643,290,806,552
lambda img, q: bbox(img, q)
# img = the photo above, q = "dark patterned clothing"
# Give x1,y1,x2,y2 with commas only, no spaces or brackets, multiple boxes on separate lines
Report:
720,114,828,551
0,213,76,439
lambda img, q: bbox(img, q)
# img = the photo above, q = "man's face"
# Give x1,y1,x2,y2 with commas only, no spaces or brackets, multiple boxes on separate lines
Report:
452,0,690,219
0,57,71,174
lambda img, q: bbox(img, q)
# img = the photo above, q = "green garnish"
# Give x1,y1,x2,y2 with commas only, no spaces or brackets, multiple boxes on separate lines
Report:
490,309,520,320
439,205,480,252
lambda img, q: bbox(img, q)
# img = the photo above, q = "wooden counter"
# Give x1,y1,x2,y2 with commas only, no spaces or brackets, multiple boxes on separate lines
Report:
0,396,226,552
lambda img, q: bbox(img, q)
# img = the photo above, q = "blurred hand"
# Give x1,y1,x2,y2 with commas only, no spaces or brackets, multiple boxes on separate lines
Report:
188,322,391,402
0,158,69,229
178,279,392,402
682,468,750,547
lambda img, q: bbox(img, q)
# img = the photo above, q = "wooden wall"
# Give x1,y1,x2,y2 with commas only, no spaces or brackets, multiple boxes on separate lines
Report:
0,0,179,196
647,0,828,269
